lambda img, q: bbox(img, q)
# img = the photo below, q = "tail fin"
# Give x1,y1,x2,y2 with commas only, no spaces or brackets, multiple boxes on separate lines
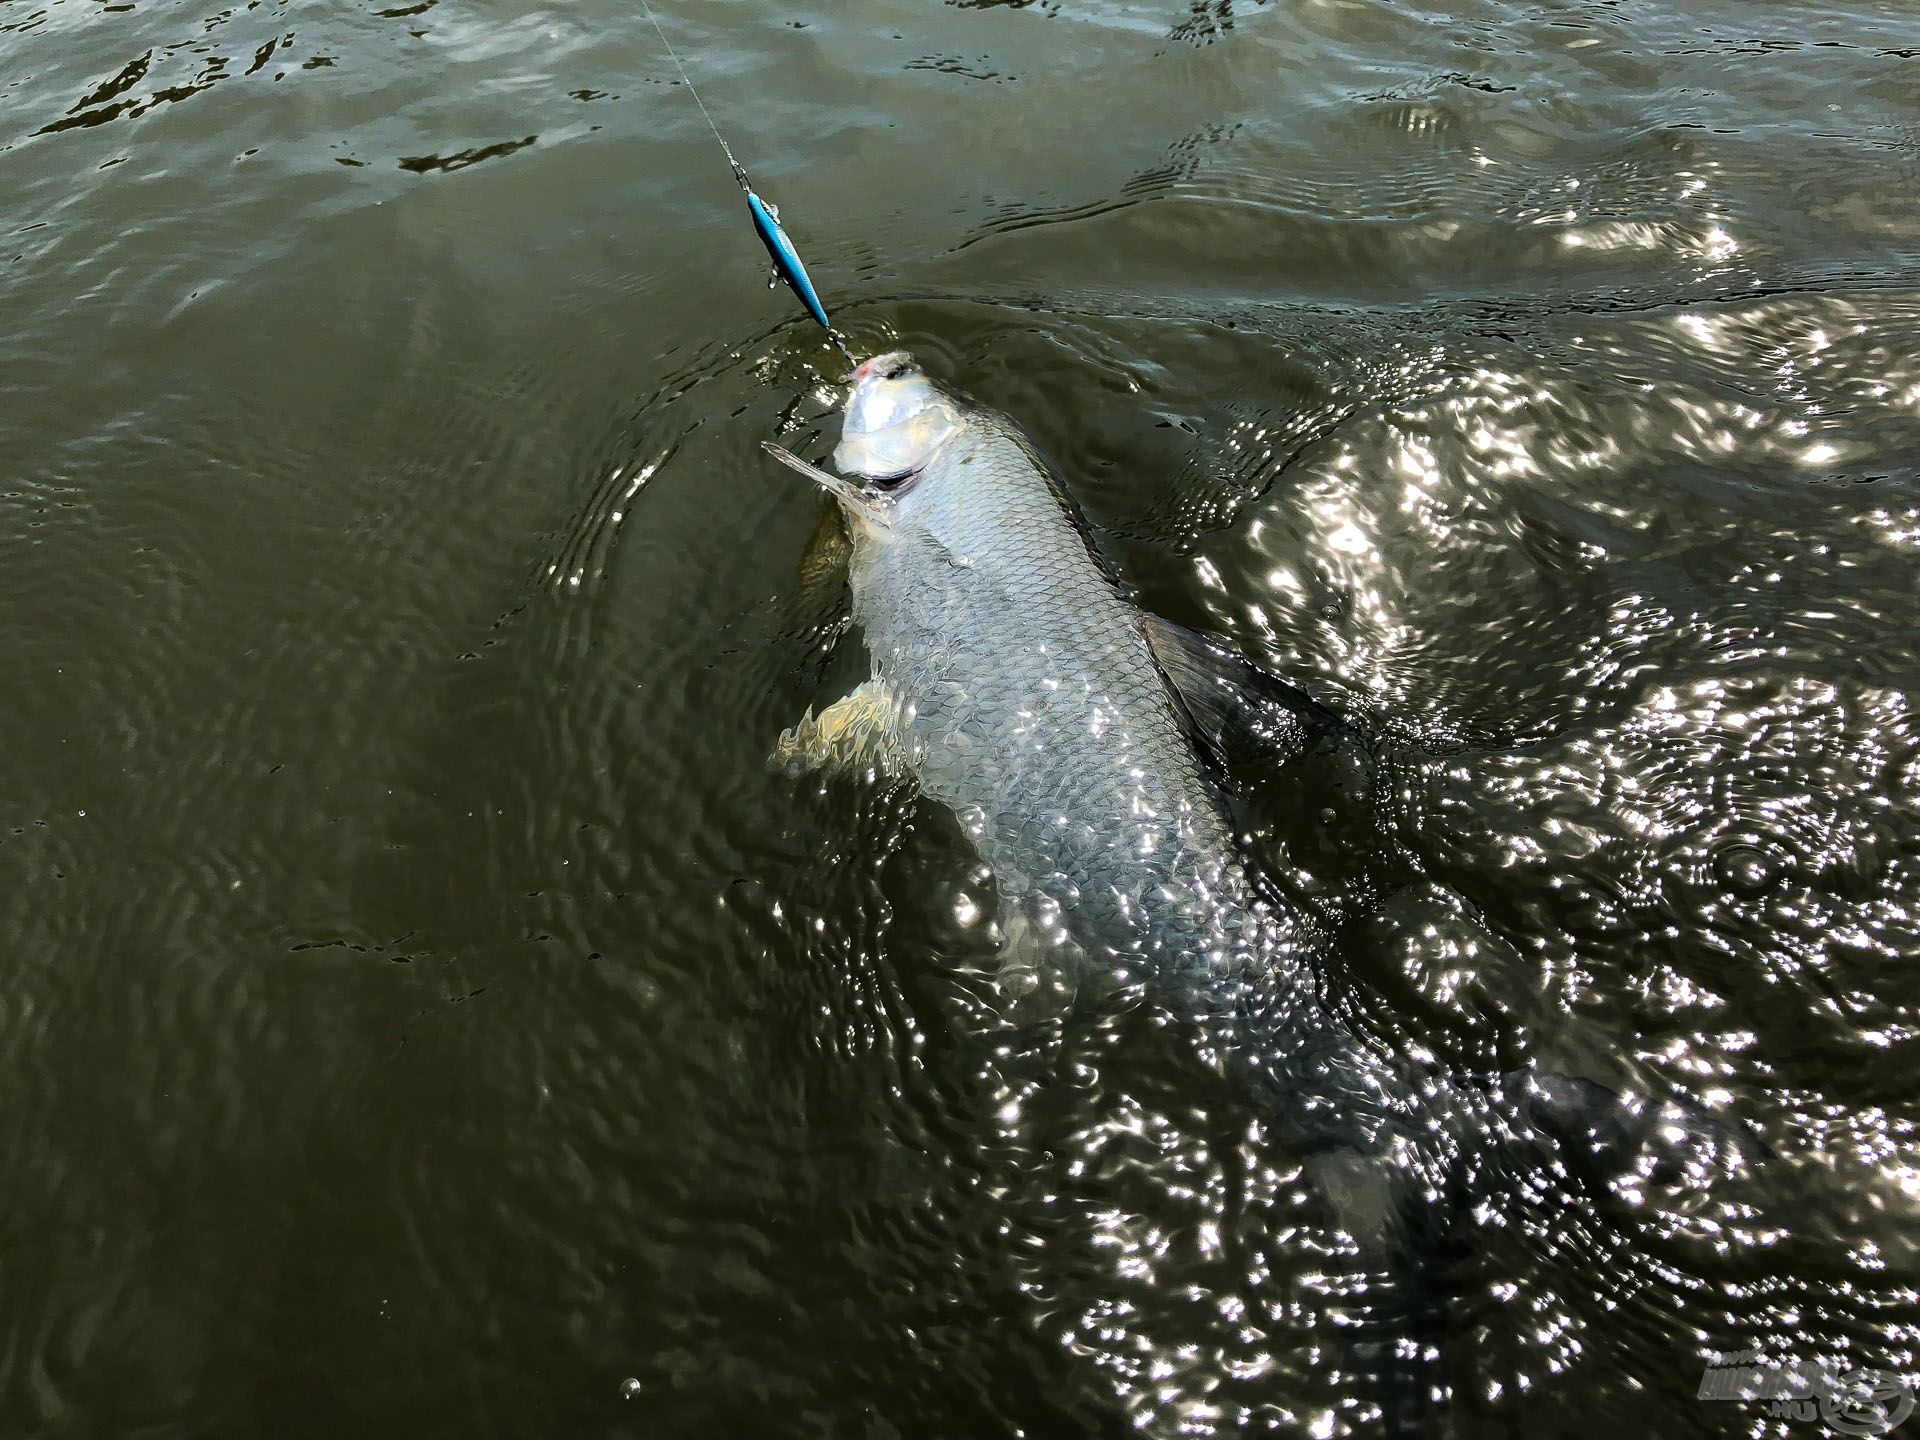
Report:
1501,1068,1771,1193
1302,1147,1457,1438
1222,1016,1467,1434
1235,1038,1770,1431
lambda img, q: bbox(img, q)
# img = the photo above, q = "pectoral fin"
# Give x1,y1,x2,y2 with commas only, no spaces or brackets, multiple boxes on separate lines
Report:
992,891,1094,1022
774,679,910,779
1142,614,1350,768
763,442,892,529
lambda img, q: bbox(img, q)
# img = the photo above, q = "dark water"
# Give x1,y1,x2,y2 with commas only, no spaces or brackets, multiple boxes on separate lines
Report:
5,0,1920,1434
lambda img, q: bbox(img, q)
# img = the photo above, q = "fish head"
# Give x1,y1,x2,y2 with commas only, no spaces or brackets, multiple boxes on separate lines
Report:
761,351,969,544
833,350,964,493
767,350,994,557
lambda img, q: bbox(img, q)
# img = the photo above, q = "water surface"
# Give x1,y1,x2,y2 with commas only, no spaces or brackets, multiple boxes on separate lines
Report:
4,0,1919,1434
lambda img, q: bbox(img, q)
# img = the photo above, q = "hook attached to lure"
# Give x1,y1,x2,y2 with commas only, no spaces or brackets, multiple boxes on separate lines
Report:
638,0,856,366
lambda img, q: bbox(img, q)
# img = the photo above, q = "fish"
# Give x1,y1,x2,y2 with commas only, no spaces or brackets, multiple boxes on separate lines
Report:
762,350,1762,1243
764,350,1449,1204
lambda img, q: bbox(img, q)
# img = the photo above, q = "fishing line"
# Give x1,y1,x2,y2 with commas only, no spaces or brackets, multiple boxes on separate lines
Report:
637,0,855,364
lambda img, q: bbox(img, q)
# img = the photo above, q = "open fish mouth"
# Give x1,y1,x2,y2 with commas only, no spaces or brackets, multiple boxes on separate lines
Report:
860,462,923,491
843,353,925,485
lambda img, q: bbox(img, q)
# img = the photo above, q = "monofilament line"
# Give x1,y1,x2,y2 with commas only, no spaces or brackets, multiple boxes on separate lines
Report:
636,0,751,190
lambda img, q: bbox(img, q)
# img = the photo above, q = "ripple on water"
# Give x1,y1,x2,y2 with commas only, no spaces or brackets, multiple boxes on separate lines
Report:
6,0,1920,1426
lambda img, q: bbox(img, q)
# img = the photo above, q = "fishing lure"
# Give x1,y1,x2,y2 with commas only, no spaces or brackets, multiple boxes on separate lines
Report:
639,0,854,363
747,191,833,336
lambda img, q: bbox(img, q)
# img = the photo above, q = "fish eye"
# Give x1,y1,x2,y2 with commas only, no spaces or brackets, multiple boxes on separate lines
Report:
880,360,912,381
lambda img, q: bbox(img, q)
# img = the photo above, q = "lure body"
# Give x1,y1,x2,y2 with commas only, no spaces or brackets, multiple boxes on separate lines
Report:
746,190,833,333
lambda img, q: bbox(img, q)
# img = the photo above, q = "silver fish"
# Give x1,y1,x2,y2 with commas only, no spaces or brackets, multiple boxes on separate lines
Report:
763,350,1760,1236
765,350,1421,1191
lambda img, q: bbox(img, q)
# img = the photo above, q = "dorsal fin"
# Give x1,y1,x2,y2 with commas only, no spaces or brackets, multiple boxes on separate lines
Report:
1141,614,1349,768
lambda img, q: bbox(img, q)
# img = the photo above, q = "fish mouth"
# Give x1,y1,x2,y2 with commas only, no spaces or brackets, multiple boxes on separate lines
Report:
836,349,929,489
861,463,923,491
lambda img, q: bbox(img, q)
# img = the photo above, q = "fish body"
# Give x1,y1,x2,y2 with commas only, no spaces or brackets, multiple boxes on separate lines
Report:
769,353,1415,1166
852,401,1238,964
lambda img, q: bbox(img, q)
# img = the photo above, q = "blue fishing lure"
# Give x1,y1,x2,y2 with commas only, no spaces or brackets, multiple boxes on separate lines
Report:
747,191,832,334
